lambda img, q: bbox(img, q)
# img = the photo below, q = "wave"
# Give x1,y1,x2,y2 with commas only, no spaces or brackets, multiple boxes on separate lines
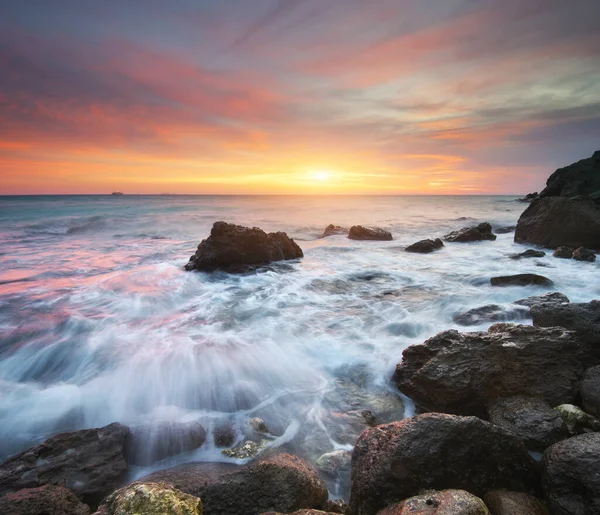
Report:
24,215,107,236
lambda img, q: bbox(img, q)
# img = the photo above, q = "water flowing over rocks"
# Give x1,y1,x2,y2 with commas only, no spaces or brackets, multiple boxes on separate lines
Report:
509,249,546,259
452,304,529,326
322,225,349,238
490,274,553,287
377,490,489,515
581,366,600,417
139,453,328,515
0,423,129,508
393,324,582,417
541,433,600,515
572,246,596,262
348,226,393,241
348,413,538,515
443,222,496,242
405,238,444,253
184,221,303,272
483,491,549,515
0,485,91,515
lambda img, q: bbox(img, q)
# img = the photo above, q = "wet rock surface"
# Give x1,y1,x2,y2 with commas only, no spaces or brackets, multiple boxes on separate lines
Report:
213,423,236,448
553,246,573,259
573,246,596,262
509,249,546,259
348,226,393,241
581,365,600,418
322,225,349,238
483,491,548,515
377,490,489,514
514,292,570,309
490,274,553,287
443,222,496,243
452,304,529,326
349,413,538,515
0,485,91,515
405,238,444,253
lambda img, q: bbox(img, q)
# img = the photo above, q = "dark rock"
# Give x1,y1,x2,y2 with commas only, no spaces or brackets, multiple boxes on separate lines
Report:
405,238,444,253
539,150,600,200
348,413,538,515
487,396,568,451
316,450,352,476
393,324,582,417
509,249,546,259
322,225,349,238
323,499,347,514
348,226,392,241
377,490,489,514
185,221,303,272
140,452,328,515
553,246,574,259
0,423,129,508
514,197,600,249
553,404,600,435
514,292,570,309
453,304,530,326
125,421,206,466
0,485,91,515
581,366,600,418
518,193,539,202
490,274,553,287
443,222,496,243
483,491,548,515
542,433,600,515
213,423,236,448
495,225,517,234
262,511,339,515
573,246,596,262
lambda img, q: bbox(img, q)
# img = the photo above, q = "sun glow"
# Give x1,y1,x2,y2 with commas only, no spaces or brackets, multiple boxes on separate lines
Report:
310,170,333,182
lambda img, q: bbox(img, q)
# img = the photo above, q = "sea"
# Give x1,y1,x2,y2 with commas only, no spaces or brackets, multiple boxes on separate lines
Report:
0,195,598,496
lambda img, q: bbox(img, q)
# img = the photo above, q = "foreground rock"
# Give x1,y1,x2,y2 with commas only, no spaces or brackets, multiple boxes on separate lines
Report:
490,274,553,287
443,222,496,242
378,490,489,514
94,482,201,515
483,491,548,515
349,413,538,515
542,433,600,515
185,222,303,272
538,150,600,200
581,366,600,417
487,396,568,451
125,421,206,466
0,423,129,508
573,246,596,262
509,249,546,259
554,404,600,435
514,292,570,309
348,226,392,241
322,225,349,238
453,304,529,326
393,324,581,417
405,238,444,253
0,485,91,515
140,453,327,515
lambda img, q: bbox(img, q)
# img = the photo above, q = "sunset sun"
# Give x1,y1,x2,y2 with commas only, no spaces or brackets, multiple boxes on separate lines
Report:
310,170,333,182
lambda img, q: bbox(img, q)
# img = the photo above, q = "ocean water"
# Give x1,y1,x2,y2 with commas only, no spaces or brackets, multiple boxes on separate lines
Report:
0,195,598,493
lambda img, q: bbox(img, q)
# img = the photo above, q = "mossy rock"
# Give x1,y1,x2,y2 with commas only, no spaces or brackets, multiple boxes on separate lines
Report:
554,404,600,435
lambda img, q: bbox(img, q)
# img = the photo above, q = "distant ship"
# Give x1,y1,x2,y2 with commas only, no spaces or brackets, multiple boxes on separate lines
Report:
111,191,124,195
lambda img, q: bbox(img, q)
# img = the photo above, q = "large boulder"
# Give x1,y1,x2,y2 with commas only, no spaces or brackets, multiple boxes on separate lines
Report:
348,226,392,241
581,365,600,418
539,150,600,200
483,491,548,515
490,274,553,287
542,433,600,515
0,423,129,508
405,238,444,253
348,413,538,515
377,490,489,514
444,222,496,243
487,396,568,451
139,453,328,515
452,304,529,326
185,222,303,272
393,324,582,417
0,485,91,515
514,197,600,249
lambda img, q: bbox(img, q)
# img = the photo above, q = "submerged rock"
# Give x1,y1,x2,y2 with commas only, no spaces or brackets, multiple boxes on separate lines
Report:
514,292,570,309
405,238,444,253
184,221,303,272
581,366,600,418
348,226,392,241
213,423,236,448
0,422,129,508
348,413,538,515
0,485,91,515
443,222,496,242
94,482,201,515
509,249,546,259
316,450,352,476
322,225,349,238
221,439,267,459
249,417,270,434
377,490,489,515
495,225,517,234
483,491,548,515
553,246,573,259
490,274,553,287
393,324,581,417
573,246,596,262
553,404,600,435
452,304,529,326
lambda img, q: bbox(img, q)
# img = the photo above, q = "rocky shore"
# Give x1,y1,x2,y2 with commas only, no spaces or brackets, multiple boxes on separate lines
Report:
1,152,599,514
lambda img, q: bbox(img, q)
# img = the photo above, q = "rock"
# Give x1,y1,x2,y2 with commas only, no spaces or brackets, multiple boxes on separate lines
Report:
495,225,517,234
213,423,236,448
0,485,91,515
393,324,582,417
509,249,546,259
581,366,600,418
490,274,553,287
262,511,339,515
249,417,270,434
514,292,570,309
487,396,568,451
184,221,303,272
553,246,574,259
377,490,489,515
140,453,328,515
573,246,596,262
452,304,529,326
348,226,392,241
539,150,600,200
316,450,352,476
518,193,539,203
405,238,444,253
348,413,538,515
125,421,206,466
443,222,496,243
514,197,600,249
0,422,129,508
221,439,267,459
322,225,349,238
323,499,347,514
553,404,600,435
542,433,600,515
93,482,201,515
483,491,548,515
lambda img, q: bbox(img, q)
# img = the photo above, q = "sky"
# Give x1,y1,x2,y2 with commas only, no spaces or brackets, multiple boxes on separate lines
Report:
1,0,599,195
